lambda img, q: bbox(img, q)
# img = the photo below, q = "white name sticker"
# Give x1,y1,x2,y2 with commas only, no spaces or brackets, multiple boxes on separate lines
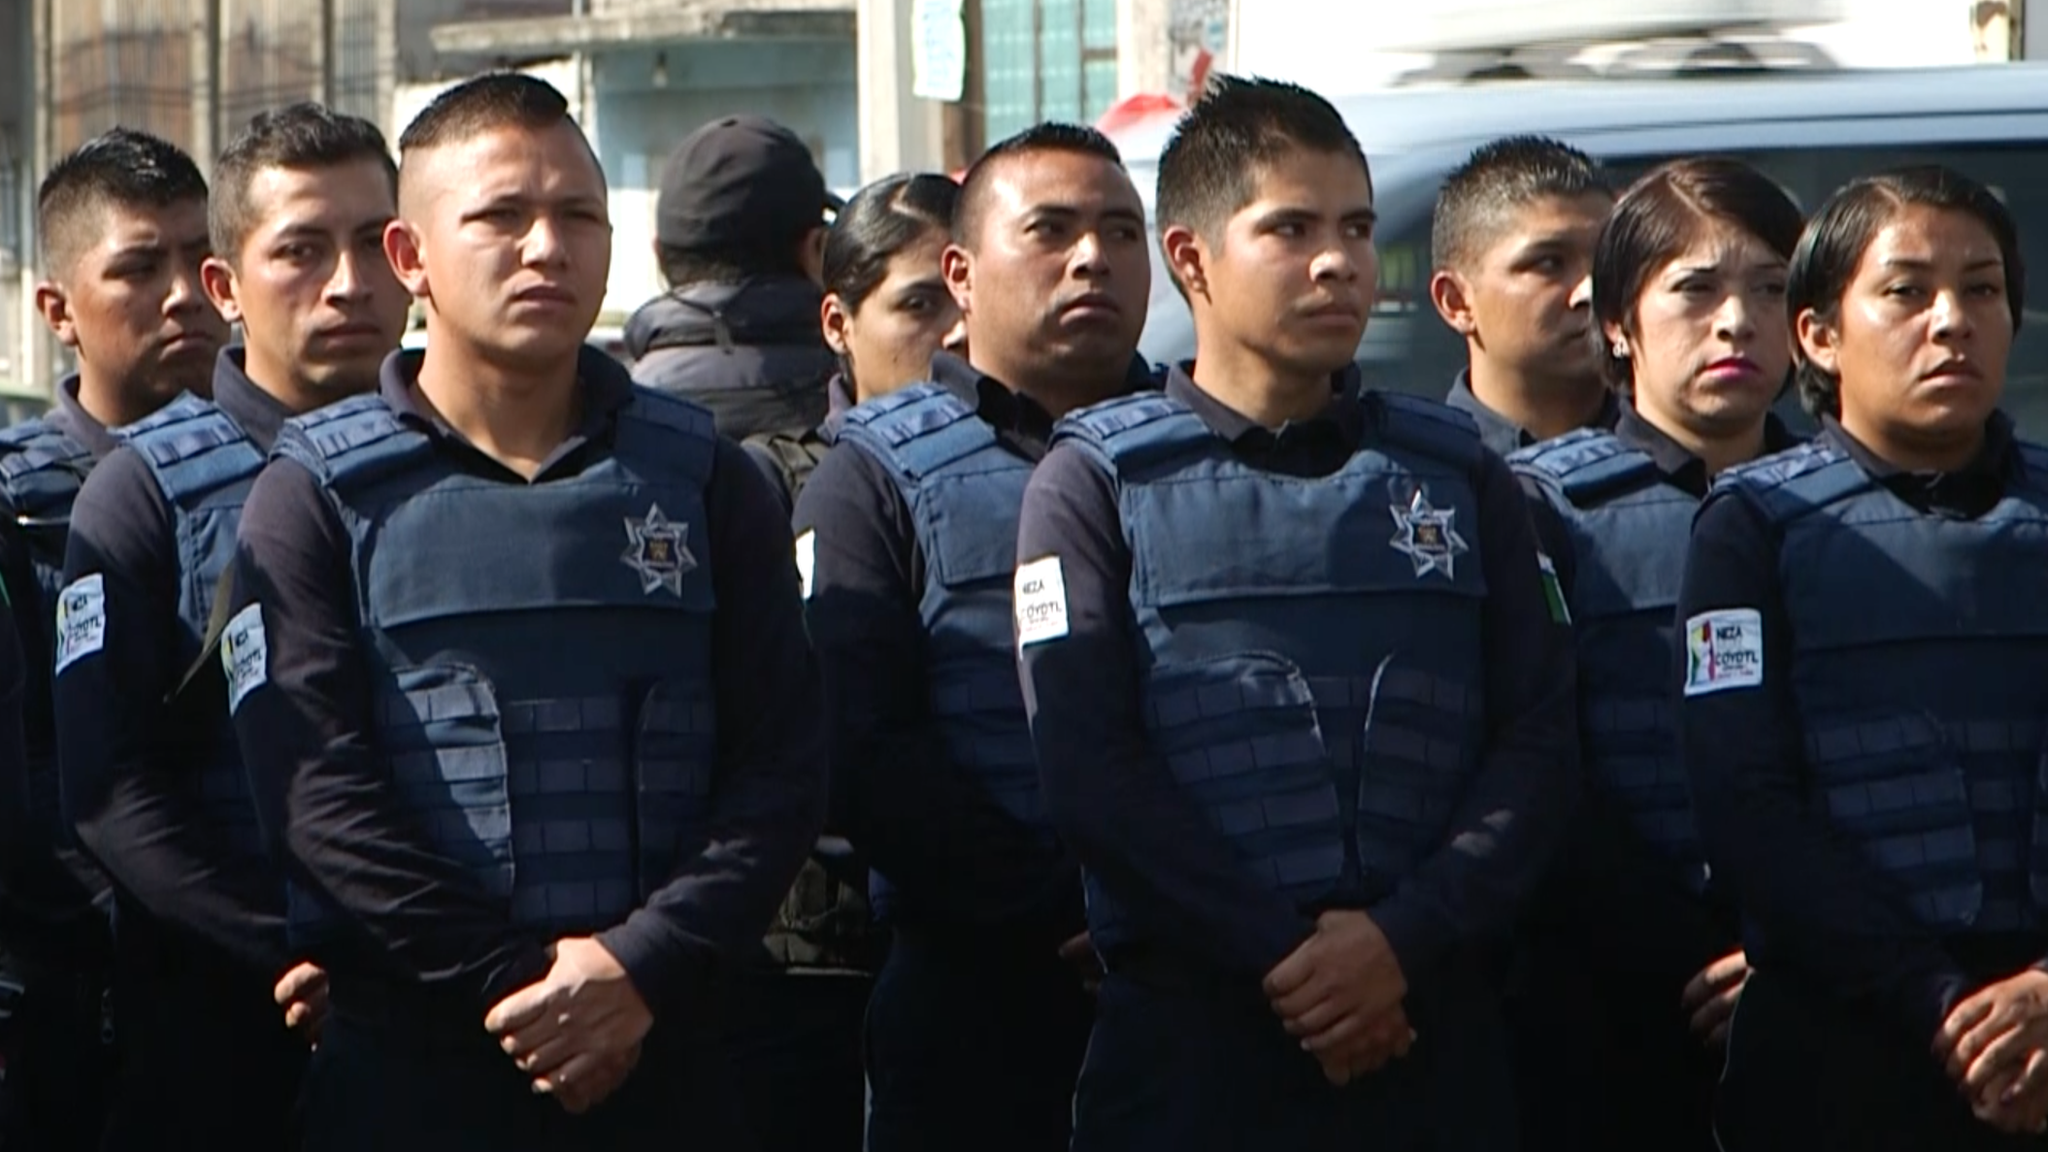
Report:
1683,608,1764,697
53,574,107,676
1013,555,1070,648
794,529,817,601
221,603,269,714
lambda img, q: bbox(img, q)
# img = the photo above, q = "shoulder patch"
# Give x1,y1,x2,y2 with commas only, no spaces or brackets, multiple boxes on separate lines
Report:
54,574,108,676
1683,608,1764,697
222,603,268,713
794,529,817,601
1013,555,1070,647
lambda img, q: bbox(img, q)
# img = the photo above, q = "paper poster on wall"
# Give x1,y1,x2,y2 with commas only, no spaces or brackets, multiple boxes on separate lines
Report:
913,0,967,102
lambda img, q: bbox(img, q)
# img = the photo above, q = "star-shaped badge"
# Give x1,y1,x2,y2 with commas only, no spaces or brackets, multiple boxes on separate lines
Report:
1389,484,1468,580
622,503,696,597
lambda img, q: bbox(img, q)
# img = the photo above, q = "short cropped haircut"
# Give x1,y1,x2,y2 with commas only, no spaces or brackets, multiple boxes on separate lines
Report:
1591,157,1804,392
1155,74,1369,243
954,122,1122,248
398,71,573,155
210,102,395,263
38,128,207,276
1430,136,1610,273
1788,165,2024,418
825,173,960,312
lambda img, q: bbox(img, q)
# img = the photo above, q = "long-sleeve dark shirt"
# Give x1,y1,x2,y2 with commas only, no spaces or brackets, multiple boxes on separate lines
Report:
792,353,1144,941
54,352,294,978
1517,408,1798,982
1678,414,2025,1048
1019,364,1579,983
0,379,120,968
1446,369,1620,460
229,348,826,1022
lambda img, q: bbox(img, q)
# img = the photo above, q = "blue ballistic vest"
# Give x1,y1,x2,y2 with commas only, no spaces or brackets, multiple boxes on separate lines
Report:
1058,390,1490,949
1723,438,2048,932
836,383,1054,920
116,393,270,864
1512,429,1706,892
277,388,720,937
0,419,94,840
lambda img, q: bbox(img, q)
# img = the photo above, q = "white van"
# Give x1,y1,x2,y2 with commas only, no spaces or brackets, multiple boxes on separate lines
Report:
1128,64,2048,433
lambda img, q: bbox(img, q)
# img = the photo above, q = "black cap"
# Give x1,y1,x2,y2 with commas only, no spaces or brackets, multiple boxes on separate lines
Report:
656,115,842,252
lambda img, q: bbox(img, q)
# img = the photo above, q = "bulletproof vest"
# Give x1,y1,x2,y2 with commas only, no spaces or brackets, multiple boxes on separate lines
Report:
1726,439,2048,932
1511,429,1706,892
278,389,720,937
1058,391,1490,952
836,383,1053,923
115,394,270,864
0,420,93,844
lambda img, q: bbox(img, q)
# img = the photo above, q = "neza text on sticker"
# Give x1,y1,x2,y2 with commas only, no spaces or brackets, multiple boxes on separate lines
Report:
1684,607,1763,697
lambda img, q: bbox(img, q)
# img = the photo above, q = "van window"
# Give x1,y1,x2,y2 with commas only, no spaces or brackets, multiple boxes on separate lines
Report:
1357,140,2048,430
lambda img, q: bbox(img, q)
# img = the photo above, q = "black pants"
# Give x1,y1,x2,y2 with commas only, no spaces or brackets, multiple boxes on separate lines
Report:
98,962,307,1151
302,1010,754,1152
1072,954,1516,1152
0,966,113,1152
718,967,870,1152
1508,942,1721,1152
1717,968,2048,1151
863,928,1094,1152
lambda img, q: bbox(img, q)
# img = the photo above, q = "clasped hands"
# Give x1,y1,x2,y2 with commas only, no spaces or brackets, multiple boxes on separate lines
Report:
483,937,654,1115
1936,968,2048,1136
1263,911,1415,1087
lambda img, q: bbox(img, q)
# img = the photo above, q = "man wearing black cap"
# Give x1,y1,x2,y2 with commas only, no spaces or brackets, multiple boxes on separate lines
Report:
626,115,841,446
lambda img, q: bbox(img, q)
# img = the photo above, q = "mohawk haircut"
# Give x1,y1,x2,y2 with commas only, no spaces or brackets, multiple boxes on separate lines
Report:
398,71,575,155
954,122,1124,247
1430,135,1611,272
211,102,395,264
38,127,208,277
1154,74,1369,243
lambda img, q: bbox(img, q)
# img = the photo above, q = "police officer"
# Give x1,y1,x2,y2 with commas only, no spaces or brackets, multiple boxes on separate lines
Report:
1680,165,2047,1148
229,73,823,1152
1430,137,1617,455
719,172,963,1152
626,115,839,458
0,127,225,1151
796,122,1149,1152
1507,157,1803,1152
1016,76,1577,1152
51,103,408,1148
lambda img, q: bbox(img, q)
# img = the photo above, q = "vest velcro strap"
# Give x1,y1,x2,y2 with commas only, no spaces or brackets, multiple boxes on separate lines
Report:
931,665,1028,717
511,878,636,927
1256,842,1351,891
1211,785,1340,836
512,818,632,856
1584,697,1676,737
1166,729,1328,785
1868,825,1975,870
500,696,623,736
1596,751,1689,792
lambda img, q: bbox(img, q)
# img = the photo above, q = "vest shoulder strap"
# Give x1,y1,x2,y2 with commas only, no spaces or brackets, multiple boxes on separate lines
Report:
0,419,91,516
277,394,433,496
118,393,265,510
1510,428,1661,508
1055,392,1209,474
1372,391,1484,471
616,386,718,488
1718,441,1871,525
839,383,1002,482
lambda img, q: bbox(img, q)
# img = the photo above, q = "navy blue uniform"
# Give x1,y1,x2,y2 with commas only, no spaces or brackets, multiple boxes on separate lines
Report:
1017,365,1577,1152
53,352,308,1149
1506,408,1797,1152
793,353,1135,1152
1681,415,2048,1150
229,349,824,1152
1444,369,1619,459
0,378,120,1152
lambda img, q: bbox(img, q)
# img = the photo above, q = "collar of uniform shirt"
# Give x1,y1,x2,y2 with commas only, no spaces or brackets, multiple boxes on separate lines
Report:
1445,368,1622,452
210,346,297,455
1164,361,1366,451
1821,410,2017,515
378,345,637,448
1616,404,1802,498
48,373,122,460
